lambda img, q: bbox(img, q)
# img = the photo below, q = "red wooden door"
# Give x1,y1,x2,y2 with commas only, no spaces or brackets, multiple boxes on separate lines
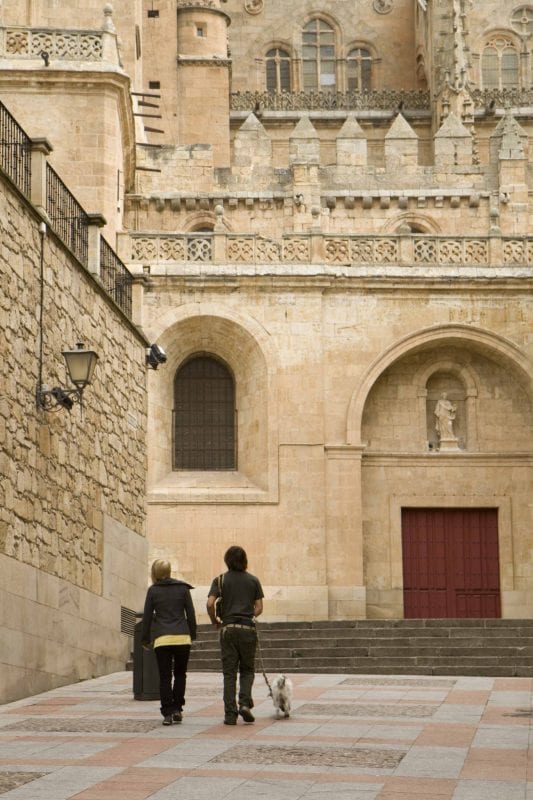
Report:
402,508,501,618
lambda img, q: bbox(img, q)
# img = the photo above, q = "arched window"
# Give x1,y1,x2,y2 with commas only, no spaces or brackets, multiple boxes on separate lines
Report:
173,355,236,470
302,19,336,91
266,47,291,92
481,37,519,89
347,47,372,91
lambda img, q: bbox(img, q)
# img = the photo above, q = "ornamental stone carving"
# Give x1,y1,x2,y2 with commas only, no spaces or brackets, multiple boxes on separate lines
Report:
373,0,393,14
230,89,430,112
4,28,103,60
176,0,216,8
245,0,264,14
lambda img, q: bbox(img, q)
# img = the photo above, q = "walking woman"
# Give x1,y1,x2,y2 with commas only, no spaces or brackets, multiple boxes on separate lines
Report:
141,559,197,725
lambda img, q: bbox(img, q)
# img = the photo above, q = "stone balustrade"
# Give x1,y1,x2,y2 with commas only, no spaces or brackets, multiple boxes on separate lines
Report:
124,231,533,268
0,26,104,61
230,89,431,113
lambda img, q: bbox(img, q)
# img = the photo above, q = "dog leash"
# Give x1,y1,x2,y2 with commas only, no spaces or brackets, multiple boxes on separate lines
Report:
254,621,272,697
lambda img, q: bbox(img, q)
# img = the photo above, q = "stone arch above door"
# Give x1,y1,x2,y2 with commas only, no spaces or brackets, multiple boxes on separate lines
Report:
347,324,533,447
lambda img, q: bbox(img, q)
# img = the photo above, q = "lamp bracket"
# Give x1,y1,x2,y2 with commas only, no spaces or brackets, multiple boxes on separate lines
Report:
36,385,83,412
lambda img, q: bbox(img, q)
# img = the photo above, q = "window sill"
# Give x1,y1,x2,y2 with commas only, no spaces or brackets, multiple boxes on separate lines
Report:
147,470,278,504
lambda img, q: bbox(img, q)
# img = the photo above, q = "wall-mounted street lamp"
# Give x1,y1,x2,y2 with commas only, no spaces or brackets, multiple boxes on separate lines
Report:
37,343,99,412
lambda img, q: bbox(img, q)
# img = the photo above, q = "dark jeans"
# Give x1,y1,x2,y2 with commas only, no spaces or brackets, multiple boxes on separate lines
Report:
220,626,257,717
154,644,191,717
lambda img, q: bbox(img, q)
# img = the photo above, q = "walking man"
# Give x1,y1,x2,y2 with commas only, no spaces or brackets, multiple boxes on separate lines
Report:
207,545,264,725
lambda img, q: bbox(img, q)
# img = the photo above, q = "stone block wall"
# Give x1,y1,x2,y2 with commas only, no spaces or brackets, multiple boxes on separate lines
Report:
143,272,532,623
0,172,149,703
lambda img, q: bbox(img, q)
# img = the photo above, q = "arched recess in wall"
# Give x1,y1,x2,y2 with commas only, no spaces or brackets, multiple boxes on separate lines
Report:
413,359,480,452
381,213,441,234
146,303,279,501
182,211,231,232
347,324,533,448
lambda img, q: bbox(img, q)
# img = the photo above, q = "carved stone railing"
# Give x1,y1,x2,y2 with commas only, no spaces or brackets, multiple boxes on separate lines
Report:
131,233,213,263
0,27,104,61
128,232,533,268
413,237,489,265
227,235,311,263
230,89,431,113
502,238,533,264
469,87,533,109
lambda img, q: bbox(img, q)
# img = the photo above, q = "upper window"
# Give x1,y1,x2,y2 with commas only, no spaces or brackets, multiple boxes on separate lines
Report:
302,19,336,91
266,47,291,92
173,355,236,470
481,36,519,88
347,47,372,91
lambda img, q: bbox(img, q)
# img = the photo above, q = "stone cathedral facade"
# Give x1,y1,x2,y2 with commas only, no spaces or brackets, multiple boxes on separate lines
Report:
1,0,531,625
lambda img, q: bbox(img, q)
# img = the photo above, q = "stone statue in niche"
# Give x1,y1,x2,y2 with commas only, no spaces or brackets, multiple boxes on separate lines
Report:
434,392,460,451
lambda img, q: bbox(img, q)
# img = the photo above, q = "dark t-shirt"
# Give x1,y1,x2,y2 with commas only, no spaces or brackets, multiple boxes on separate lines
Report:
208,570,264,624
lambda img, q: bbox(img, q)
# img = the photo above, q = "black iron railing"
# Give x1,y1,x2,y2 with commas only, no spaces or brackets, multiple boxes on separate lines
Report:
0,101,31,197
46,164,89,267
100,237,133,318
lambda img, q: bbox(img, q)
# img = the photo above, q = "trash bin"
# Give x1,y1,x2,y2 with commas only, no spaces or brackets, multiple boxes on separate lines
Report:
133,617,160,701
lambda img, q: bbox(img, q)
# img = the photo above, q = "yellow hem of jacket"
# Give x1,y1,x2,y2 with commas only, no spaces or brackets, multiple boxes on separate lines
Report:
153,634,192,648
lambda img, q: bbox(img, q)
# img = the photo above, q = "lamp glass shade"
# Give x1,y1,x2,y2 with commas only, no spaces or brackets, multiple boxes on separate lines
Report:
62,345,99,389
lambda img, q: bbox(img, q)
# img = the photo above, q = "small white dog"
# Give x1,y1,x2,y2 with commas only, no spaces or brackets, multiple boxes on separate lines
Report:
271,674,293,718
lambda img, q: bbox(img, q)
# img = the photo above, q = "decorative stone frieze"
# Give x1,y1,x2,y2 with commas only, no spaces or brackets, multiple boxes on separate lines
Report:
126,232,526,268
1,27,103,60
230,90,431,112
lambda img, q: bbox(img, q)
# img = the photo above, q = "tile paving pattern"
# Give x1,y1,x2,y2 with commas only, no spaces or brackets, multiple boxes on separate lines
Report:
0,671,531,799
1,719,162,733
0,773,45,793
211,744,407,768
298,703,439,717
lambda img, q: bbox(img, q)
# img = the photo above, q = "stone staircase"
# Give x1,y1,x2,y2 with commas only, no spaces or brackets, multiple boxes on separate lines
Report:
187,619,533,677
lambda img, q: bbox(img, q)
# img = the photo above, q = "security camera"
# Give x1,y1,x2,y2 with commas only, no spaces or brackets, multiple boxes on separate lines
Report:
146,344,167,369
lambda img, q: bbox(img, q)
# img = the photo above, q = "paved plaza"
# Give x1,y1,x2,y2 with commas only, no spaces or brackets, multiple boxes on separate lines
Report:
0,670,532,799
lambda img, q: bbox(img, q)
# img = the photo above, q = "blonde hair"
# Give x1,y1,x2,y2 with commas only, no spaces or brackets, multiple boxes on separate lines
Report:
151,559,171,583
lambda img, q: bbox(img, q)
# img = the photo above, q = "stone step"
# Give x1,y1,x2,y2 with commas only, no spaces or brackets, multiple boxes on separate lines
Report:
192,635,533,650
186,619,533,677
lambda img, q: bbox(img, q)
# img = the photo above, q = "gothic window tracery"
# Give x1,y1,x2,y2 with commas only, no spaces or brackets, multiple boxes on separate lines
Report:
302,18,336,91
266,47,291,92
346,47,372,90
481,35,520,89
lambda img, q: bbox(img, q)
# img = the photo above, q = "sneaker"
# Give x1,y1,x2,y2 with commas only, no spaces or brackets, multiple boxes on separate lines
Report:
223,716,237,725
238,706,255,723
162,716,173,726
172,711,182,723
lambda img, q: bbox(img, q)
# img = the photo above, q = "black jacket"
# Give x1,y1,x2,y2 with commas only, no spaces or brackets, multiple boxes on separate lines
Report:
141,578,197,645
